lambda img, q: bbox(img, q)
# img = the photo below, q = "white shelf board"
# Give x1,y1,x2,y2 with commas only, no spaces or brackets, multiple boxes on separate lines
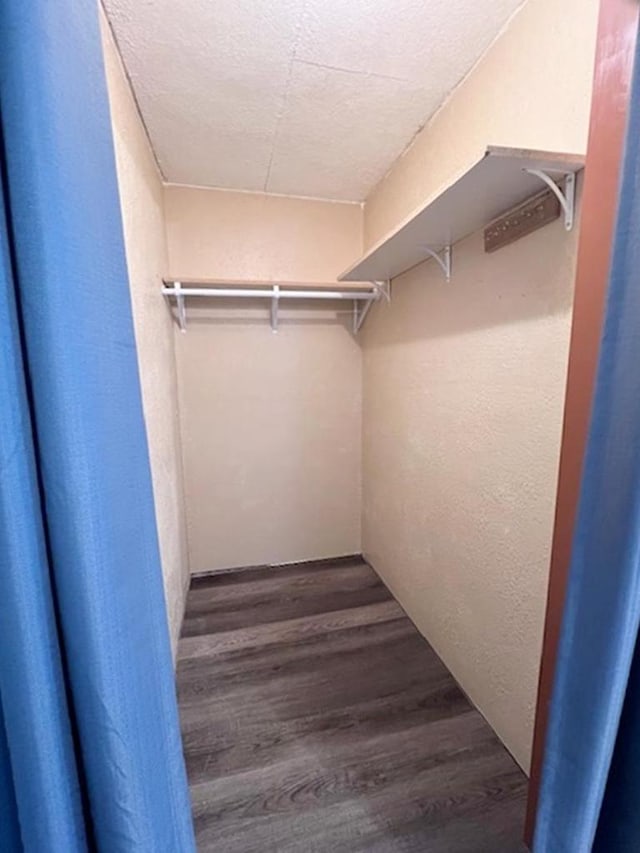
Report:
339,146,585,282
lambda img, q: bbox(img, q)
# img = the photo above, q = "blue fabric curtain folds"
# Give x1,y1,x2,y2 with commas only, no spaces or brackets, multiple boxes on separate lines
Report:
0,1,194,850
0,160,87,851
534,25,640,853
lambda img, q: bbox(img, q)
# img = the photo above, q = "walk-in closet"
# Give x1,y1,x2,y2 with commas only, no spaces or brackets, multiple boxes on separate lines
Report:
3,0,639,850
99,0,601,847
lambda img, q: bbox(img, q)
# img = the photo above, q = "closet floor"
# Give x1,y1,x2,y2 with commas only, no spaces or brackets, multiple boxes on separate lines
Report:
177,557,527,852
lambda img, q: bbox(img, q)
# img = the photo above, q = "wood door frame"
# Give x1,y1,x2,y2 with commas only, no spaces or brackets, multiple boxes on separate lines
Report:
525,0,640,844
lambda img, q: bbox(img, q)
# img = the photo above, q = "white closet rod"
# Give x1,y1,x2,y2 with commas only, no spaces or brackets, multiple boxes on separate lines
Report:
161,284,376,300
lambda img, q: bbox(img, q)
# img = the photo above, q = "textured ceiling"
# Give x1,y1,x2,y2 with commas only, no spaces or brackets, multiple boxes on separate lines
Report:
104,0,526,201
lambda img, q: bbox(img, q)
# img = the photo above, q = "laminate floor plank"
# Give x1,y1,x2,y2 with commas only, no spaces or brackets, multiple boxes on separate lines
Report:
182,562,391,637
179,599,405,662
177,558,527,851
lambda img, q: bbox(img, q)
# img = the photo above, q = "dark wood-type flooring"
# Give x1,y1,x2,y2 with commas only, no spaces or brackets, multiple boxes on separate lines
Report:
177,556,527,852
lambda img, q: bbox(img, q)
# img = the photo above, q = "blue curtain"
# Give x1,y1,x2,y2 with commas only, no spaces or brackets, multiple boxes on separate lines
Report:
0,2,194,850
534,27,640,853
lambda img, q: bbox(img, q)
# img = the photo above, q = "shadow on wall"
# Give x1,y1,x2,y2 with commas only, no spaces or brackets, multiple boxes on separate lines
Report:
363,194,581,349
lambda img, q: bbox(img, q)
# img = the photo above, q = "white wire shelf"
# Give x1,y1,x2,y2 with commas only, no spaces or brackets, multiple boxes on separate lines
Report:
162,280,390,334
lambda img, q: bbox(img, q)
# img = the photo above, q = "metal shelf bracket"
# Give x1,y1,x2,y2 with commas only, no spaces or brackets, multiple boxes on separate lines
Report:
271,284,280,333
420,245,452,282
352,301,361,334
371,279,391,302
524,169,576,231
351,281,388,335
175,281,187,332
352,296,373,335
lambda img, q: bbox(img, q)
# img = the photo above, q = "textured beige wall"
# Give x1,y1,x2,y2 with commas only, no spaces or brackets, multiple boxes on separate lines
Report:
360,0,598,771
362,204,581,771
175,304,362,572
101,14,189,653
363,203,577,769
165,186,363,572
364,0,598,248
164,185,363,283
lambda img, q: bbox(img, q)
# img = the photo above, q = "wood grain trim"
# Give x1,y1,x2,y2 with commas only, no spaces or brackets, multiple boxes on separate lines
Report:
525,1,640,845
484,188,560,253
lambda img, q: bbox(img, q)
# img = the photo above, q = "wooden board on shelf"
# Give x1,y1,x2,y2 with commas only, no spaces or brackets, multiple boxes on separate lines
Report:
339,146,585,283
484,187,561,253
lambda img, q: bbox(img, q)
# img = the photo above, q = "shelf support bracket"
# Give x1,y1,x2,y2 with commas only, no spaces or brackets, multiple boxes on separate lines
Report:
271,284,280,333
524,169,576,231
371,280,391,302
175,281,187,332
353,281,389,334
420,245,451,282
353,297,375,335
